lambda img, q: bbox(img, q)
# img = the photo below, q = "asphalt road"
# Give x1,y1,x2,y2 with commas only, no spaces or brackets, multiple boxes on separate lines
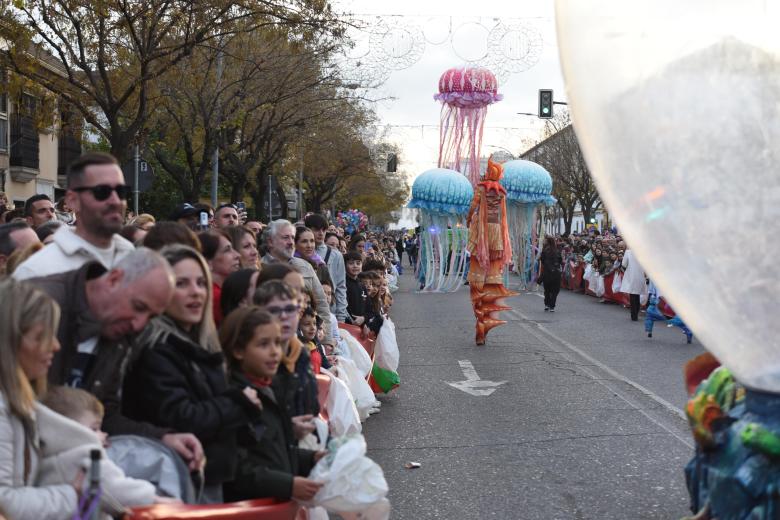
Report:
363,272,703,520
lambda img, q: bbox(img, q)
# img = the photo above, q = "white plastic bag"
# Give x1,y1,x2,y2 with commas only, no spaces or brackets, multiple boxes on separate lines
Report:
307,506,329,520
336,358,376,421
305,435,389,516
322,369,362,437
611,272,623,293
373,319,399,372
299,416,329,451
589,274,605,297
341,330,373,377
640,279,650,306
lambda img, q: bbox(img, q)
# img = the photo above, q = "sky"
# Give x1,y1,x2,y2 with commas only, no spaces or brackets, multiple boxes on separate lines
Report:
332,0,567,185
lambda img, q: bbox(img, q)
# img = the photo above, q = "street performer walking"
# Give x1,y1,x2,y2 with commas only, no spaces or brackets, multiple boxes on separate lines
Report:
466,158,517,345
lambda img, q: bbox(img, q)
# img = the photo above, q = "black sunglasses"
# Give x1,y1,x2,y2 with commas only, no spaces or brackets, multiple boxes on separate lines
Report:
72,184,132,201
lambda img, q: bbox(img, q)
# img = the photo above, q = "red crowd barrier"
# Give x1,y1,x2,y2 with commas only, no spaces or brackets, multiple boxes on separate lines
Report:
560,266,678,317
126,498,305,520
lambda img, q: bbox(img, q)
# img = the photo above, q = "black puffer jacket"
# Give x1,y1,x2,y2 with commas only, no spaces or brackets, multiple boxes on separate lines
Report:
223,371,317,501
122,317,262,485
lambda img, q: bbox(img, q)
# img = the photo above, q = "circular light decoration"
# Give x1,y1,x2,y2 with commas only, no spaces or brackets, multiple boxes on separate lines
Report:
369,18,426,71
451,21,490,63
488,22,544,73
423,16,452,45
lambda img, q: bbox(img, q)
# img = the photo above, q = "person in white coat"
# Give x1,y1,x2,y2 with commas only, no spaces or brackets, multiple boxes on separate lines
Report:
0,279,77,520
620,246,647,321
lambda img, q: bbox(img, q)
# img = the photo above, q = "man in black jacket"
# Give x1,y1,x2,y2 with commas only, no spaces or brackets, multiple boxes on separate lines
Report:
28,247,205,469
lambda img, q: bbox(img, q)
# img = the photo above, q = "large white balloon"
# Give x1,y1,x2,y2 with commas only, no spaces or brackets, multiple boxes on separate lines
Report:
555,1,780,392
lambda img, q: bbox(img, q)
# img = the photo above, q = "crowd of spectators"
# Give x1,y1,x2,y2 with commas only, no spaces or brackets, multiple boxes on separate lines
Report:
539,229,648,320
0,152,408,519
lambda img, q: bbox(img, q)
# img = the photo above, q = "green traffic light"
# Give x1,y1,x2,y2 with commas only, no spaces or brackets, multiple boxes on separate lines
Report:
542,107,550,114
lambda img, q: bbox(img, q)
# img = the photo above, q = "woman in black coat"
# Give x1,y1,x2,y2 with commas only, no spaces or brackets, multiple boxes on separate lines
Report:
123,245,262,503
538,236,563,312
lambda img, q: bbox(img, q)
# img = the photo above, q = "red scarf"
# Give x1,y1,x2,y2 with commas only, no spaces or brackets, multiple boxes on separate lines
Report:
246,374,273,387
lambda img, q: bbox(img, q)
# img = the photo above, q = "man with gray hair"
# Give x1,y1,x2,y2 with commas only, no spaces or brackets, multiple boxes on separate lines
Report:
262,219,334,343
28,247,205,470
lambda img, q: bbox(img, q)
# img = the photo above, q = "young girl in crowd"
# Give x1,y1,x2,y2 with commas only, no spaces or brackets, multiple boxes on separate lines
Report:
123,245,262,503
358,271,385,337
253,281,319,432
0,279,78,520
298,307,330,375
219,307,324,503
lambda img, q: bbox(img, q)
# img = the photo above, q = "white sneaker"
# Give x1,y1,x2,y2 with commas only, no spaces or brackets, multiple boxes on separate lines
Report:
373,400,382,408
368,407,381,415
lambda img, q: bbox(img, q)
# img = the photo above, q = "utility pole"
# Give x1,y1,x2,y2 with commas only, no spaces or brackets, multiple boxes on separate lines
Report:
133,144,139,215
211,47,224,208
298,150,304,221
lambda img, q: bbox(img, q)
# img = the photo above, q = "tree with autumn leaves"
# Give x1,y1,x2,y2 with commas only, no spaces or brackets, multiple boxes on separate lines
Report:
0,0,408,222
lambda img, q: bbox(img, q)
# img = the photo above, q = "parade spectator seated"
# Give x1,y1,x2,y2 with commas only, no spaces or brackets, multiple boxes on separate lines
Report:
0,222,40,275
24,194,56,230
13,152,135,280
143,221,202,252
123,245,263,503
219,306,325,503
25,248,205,471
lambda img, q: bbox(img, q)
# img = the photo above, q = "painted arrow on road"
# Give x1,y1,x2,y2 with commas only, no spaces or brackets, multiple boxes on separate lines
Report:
447,360,507,396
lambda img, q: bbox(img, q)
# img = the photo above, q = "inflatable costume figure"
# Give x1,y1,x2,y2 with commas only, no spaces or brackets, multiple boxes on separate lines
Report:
466,158,517,345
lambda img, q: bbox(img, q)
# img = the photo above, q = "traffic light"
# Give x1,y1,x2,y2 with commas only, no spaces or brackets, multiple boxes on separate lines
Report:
386,153,397,173
538,89,553,119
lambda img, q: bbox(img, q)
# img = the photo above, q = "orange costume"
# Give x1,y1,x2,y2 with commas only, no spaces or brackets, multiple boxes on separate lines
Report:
467,159,517,345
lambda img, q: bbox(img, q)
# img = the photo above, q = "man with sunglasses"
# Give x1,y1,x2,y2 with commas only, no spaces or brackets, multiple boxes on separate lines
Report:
13,152,135,280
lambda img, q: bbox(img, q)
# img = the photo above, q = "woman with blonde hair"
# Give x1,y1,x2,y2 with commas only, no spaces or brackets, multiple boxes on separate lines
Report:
122,245,262,503
0,279,79,519
129,213,156,232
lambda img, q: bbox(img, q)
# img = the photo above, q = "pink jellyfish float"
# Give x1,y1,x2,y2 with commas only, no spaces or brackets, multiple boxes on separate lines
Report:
434,66,503,186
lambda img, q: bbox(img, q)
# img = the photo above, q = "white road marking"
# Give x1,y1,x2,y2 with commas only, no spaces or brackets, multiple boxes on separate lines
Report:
447,360,507,396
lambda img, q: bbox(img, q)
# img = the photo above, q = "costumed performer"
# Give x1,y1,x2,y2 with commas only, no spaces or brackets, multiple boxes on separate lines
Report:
466,158,518,345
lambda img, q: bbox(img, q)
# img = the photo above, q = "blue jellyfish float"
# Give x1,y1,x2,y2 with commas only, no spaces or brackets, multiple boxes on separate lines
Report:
500,159,556,289
408,168,473,292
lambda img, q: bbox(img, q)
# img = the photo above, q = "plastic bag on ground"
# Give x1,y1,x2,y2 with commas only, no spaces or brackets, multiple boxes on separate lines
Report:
321,368,361,437
334,358,375,421
303,434,389,517
373,319,399,372
341,329,373,376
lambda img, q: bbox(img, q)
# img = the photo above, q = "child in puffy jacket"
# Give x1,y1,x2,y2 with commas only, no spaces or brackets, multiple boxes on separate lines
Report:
38,386,162,516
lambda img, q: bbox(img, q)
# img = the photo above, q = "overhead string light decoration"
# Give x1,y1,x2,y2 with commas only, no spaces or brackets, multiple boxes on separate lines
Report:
336,15,544,88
